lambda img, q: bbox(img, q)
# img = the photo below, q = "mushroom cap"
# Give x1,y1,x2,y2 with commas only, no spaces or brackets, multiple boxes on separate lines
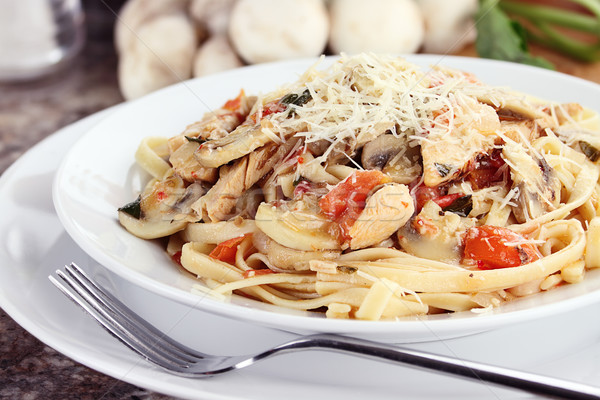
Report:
228,0,329,64
118,14,197,100
114,0,190,54
419,0,478,53
189,0,237,34
193,35,243,77
329,0,424,55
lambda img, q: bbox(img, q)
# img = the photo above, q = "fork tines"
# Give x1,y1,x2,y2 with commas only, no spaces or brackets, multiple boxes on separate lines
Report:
49,263,206,371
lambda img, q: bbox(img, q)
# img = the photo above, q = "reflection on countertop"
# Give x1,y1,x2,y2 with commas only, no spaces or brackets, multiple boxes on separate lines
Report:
0,2,174,399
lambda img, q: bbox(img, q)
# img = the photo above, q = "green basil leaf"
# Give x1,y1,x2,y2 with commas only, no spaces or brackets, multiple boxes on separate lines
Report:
442,195,473,217
118,196,142,219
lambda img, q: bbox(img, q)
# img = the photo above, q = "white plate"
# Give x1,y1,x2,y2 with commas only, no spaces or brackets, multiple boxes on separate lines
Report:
2,109,600,399
53,55,600,342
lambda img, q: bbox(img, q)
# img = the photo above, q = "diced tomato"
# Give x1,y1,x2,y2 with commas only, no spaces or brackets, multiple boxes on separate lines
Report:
319,170,391,240
243,269,275,279
319,170,390,219
209,235,248,265
432,193,463,209
223,89,245,111
463,225,541,270
293,180,313,198
412,184,463,212
467,150,508,190
156,191,167,201
248,99,287,123
170,251,182,266
413,185,443,212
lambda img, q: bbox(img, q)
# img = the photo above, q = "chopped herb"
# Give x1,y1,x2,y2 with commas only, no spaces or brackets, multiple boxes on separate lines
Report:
434,162,451,177
337,266,358,274
279,89,312,115
279,92,299,105
579,141,600,162
185,136,206,144
118,196,142,219
293,176,304,186
442,195,473,217
293,89,312,106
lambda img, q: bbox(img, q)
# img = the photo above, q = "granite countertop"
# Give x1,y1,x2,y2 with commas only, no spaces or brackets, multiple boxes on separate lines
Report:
0,2,172,399
2,3,600,399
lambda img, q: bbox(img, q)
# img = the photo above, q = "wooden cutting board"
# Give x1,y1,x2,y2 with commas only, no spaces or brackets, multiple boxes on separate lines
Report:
456,43,600,84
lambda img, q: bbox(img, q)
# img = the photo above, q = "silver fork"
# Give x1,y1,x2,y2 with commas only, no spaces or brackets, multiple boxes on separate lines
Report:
50,263,600,400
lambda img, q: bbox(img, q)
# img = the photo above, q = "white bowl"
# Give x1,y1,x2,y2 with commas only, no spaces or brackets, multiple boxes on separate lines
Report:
53,55,600,343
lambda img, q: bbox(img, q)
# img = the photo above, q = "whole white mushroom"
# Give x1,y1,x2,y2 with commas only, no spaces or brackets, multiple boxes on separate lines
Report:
118,13,197,100
193,35,243,77
418,0,478,54
114,0,191,55
228,0,329,64
189,0,237,35
329,0,424,55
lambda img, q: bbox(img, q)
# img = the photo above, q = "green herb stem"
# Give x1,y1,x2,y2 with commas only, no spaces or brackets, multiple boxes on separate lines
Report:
500,1,600,34
532,21,600,62
499,0,600,62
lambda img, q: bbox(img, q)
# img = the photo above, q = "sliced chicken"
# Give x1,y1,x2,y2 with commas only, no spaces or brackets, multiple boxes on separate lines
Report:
168,91,257,153
348,183,414,249
193,139,299,221
421,99,499,187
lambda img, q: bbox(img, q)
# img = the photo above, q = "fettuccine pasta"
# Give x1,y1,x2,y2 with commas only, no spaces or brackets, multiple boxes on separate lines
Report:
118,54,600,320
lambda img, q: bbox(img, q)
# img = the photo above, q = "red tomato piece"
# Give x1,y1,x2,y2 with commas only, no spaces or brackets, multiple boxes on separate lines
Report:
319,170,391,241
413,184,463,212
319,170,391,220
463,226,541,270
170,251,182,266
223,89,245,111
293,180,313,198
413,185,443,212
248,99,287,123
209,235,248,265
432,193,463,209
467,150,507,190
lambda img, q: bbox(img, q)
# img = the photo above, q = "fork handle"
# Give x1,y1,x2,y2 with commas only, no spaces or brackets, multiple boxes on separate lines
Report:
266,334,600,400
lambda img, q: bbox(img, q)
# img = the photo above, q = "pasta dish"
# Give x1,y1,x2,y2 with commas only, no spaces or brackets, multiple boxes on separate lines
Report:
118,54,600,320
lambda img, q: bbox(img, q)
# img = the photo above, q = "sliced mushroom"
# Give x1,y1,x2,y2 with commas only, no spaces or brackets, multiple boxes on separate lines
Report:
255,200,341,251
253,231,340,271
502,141,561,223
397,201,475,263
118,175,189,239
194,121,271,168
361,133,408,170
169,140,218,183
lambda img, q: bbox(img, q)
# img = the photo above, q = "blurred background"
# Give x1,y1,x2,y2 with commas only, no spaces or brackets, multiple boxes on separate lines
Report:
2,0,600,398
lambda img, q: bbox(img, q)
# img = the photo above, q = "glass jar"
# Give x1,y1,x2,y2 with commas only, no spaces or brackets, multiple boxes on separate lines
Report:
0,0,85,81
